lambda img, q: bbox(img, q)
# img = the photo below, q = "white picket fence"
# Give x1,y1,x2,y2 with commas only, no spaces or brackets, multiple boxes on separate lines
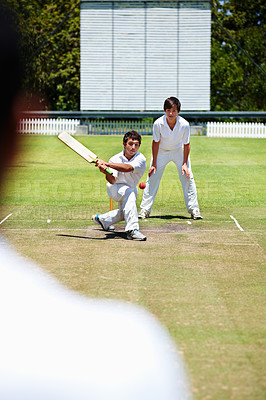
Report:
17,118,266,138
17,118,80,135
207,122,266,138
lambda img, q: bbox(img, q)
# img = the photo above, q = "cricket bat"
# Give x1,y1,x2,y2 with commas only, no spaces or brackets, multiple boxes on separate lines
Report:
58,131,112,175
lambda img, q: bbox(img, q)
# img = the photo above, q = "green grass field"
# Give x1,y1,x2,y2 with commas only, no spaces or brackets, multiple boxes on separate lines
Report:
0,135,265,399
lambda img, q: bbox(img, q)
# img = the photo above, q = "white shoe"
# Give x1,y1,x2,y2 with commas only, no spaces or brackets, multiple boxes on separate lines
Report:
191,209,203,220
92,214,115,231
126,229,147,241
138,209,150,219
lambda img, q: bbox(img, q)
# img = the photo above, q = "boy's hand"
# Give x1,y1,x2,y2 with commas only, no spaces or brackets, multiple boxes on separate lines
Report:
95,158,108,173
182,163,190,179
148,163,157,177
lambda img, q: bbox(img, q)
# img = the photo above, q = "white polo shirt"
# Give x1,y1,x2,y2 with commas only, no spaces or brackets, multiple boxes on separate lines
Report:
153,114,190,150
109,150,146,189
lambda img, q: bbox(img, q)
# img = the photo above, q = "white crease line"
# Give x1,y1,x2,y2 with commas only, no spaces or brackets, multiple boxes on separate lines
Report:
0,228,86,231
0,213,12,225
3,219,233,223
230,215,244,231
0,228,246,234
222,243,256,246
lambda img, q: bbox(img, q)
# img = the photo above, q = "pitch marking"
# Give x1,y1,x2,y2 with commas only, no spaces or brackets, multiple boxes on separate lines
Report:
0,213,12,225
230,215,244,231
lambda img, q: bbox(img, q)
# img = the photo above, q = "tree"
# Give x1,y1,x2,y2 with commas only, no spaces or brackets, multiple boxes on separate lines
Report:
2,0,80,110
211,0,266,111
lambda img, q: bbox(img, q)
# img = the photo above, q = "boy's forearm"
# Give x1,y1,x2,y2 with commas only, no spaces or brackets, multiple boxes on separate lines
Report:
183,143,190,165
152,141,160,165
106,162,134,173
105,173,116,184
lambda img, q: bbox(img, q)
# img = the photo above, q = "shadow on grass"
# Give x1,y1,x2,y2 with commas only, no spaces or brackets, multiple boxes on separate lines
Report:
148,214,188,220
57,232,127,240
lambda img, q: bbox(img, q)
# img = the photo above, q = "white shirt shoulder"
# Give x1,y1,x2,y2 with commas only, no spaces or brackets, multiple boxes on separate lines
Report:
178,115,190,128
153,115,165,142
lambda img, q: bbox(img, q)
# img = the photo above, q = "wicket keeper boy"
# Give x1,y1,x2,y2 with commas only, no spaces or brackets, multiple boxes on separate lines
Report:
93,130,147,241
139,97,203,220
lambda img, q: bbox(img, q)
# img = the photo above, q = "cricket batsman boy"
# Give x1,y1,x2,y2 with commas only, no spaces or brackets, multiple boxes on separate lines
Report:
93,130,147,241
139,97,203,220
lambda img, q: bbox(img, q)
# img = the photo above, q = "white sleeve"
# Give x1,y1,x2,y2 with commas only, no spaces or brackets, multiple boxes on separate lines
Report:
183,124,190,145
130,153,146,174
153,120,161,142
108,155,118,177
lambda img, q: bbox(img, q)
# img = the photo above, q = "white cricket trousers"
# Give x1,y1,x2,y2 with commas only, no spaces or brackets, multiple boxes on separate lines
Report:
100,183,139,232
140,147,199,214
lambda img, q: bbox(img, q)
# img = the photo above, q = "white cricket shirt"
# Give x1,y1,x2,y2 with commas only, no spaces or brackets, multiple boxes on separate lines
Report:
153,114,190,150
109,150,146,189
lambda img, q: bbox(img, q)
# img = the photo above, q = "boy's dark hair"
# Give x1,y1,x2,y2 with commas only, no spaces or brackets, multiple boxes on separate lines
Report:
163,97,181,112
123,130,141,146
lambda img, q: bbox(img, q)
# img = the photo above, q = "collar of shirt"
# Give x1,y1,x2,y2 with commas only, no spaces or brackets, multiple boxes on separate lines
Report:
163,114,180,130
121,150,140,162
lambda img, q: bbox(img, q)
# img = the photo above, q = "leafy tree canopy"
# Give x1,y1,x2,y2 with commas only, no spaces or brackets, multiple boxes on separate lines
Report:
211,0,265,111
2,0,79,110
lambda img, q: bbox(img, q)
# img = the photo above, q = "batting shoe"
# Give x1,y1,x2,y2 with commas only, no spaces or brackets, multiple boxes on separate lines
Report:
191,209,203,220
127,229,147,241
92,214,115,232
138,208,150,219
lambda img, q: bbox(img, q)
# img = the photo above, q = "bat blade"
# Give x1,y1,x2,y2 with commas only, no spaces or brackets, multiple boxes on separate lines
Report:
58,131,97,163
58,131,113,175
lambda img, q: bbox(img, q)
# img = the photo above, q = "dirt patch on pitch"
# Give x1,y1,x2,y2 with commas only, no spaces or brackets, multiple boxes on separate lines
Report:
113,222,200,234
142,223,200,233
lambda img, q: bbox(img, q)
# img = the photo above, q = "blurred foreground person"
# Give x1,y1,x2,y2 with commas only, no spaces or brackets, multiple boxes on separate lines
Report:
0,5,191,400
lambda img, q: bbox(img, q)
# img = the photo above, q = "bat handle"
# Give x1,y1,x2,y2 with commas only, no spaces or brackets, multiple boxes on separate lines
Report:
104,167,113,175
92,159,113,175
